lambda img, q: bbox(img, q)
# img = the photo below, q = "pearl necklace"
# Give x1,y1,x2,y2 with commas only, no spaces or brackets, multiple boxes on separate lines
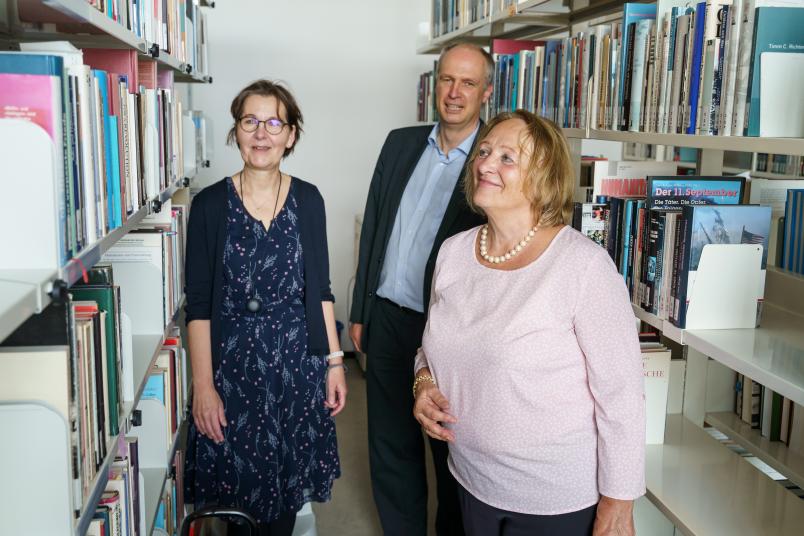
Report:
479,224,539,264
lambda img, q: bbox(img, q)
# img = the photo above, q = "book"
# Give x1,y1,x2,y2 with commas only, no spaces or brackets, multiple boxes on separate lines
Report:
745,6,804,136
645,175,745,210
643,347,672,443
673,204,772,327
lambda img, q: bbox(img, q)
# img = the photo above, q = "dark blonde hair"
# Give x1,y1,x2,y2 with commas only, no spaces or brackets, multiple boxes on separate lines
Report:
226,79,304,157
465,110,574,227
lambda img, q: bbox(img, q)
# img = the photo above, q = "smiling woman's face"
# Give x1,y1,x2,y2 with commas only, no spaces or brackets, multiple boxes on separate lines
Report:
235,95,296,171
471,118,533,217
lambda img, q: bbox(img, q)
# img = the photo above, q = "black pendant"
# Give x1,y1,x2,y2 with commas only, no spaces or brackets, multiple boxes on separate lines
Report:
246,297,262,313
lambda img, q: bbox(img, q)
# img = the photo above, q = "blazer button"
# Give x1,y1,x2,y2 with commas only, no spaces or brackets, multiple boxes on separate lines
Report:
368,292,374,297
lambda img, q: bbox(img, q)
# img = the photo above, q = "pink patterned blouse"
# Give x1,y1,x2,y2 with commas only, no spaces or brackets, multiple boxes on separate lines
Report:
415,225,645,515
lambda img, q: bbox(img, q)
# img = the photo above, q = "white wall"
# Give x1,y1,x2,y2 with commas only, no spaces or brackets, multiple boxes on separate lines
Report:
189,0,433,342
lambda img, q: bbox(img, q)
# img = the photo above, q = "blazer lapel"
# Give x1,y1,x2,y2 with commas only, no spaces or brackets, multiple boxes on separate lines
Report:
381,131,429,234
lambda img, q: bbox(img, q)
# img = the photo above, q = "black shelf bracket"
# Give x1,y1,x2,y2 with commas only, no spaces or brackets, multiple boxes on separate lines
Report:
185,64,193,74
182,177,191,187
203,160,211,168
131,410,142,427
207,76,213,84
48,279,69,304
152,199,163,213
149,44,160,58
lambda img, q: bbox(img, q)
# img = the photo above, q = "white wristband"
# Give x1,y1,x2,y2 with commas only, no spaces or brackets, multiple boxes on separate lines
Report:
326,351,345,361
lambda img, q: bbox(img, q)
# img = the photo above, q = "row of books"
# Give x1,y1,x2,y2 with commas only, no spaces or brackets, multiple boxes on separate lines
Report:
0,44,189,268
143,334,188,452
734,375,804,452
89,436,144,536
0,200,187,511
755,153,804,178
16,0,211,74
87,443,186,536
431,0,513,38
426,2,804,137
781,189,804,275
417,62,438,124
640,332,675,445
153,450,186,536
572,174,773,328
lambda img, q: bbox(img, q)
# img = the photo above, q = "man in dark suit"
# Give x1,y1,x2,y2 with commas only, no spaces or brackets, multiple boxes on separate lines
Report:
349,43,493,536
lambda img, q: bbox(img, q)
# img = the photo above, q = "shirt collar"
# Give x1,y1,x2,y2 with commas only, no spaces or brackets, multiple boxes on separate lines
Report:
428,122,481,157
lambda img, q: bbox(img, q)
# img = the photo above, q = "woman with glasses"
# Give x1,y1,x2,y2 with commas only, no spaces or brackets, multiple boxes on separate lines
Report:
183,80,345,536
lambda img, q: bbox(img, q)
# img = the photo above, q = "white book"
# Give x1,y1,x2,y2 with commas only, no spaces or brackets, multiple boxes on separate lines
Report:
629,19,653,132
719,0,743,135
643,349,672,444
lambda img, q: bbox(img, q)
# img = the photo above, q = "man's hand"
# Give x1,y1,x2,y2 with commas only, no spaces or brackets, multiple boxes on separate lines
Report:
349,322,363,353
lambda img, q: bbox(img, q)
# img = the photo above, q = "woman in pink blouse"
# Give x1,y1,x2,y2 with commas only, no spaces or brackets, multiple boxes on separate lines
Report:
413,110,645,535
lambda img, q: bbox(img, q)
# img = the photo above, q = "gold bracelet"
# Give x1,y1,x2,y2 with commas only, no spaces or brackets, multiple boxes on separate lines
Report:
412,374,436,398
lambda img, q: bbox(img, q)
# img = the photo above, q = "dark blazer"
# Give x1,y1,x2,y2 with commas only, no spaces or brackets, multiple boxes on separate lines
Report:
350,124,485,352
184,177,334,367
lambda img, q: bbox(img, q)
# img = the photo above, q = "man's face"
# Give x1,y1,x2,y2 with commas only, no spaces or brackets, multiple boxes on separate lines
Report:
436,46,492,131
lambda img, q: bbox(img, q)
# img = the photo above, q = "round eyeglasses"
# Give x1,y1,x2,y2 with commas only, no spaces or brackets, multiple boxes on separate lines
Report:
238,117,288,134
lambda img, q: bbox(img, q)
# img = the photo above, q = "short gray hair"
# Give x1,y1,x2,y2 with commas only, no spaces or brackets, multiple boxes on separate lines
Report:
437,42,495,86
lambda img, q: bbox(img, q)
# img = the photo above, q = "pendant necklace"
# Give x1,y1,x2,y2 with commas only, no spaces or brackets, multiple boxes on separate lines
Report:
240,169,282,313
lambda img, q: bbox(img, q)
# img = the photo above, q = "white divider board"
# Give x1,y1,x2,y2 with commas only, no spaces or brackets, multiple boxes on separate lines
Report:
0,402,73,536
685,244,763,330
0,119,60,271
101,233,165,336
137,398,169,469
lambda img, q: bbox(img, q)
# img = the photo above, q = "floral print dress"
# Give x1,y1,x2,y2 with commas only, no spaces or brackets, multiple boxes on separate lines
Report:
185,177,340,522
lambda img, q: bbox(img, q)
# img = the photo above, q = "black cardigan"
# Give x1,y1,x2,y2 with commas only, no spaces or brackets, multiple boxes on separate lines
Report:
184,177,334,366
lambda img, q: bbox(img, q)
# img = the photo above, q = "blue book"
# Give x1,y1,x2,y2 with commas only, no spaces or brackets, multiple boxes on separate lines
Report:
686,2,707,134
782,189,804,274
142,371,166,404
618,4,657,116
746,7,804,136
108,115,122,228
92,70,121,232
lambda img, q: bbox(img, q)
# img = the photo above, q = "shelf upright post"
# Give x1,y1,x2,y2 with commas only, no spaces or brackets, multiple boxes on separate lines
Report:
697,147,725,175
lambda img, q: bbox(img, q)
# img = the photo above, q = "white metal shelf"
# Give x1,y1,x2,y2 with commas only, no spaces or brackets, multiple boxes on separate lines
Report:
587,129,804,156
706,411,804,490
7,0,212,83
632,304,684,345
142,466,169,536
0,178,187,345
684,305,804,407
646,415,804,536
418,0,569,53
74,299,184,536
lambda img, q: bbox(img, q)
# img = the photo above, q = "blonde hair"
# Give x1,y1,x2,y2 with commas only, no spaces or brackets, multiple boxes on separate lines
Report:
465,110,574,227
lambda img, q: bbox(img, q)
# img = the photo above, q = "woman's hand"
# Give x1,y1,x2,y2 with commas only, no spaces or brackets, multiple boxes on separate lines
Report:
325,365,348,416
592,496,635,536
413,379,457,442
192,383,227,444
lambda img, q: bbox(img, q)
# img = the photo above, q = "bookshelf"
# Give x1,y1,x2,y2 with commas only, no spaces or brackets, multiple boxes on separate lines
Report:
419,1,804,533
0,1,211,534
2,0,211,82
646,415,804,536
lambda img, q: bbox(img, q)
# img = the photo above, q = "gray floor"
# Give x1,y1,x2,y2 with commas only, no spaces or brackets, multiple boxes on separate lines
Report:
312,358,437,536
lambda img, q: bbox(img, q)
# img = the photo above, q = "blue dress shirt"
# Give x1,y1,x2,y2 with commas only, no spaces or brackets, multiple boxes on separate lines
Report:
376,123,479,312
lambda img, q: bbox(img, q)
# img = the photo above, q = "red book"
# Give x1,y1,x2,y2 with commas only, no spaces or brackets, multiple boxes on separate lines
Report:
491,39,544,55
138,58,157,90
82,49,139,94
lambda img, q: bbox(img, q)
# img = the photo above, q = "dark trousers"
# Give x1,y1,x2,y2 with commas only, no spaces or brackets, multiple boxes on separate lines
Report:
458,484,597,536
367,297,464,536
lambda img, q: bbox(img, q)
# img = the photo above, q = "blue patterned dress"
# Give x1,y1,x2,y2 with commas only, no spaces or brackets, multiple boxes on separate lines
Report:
185,177,340,522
